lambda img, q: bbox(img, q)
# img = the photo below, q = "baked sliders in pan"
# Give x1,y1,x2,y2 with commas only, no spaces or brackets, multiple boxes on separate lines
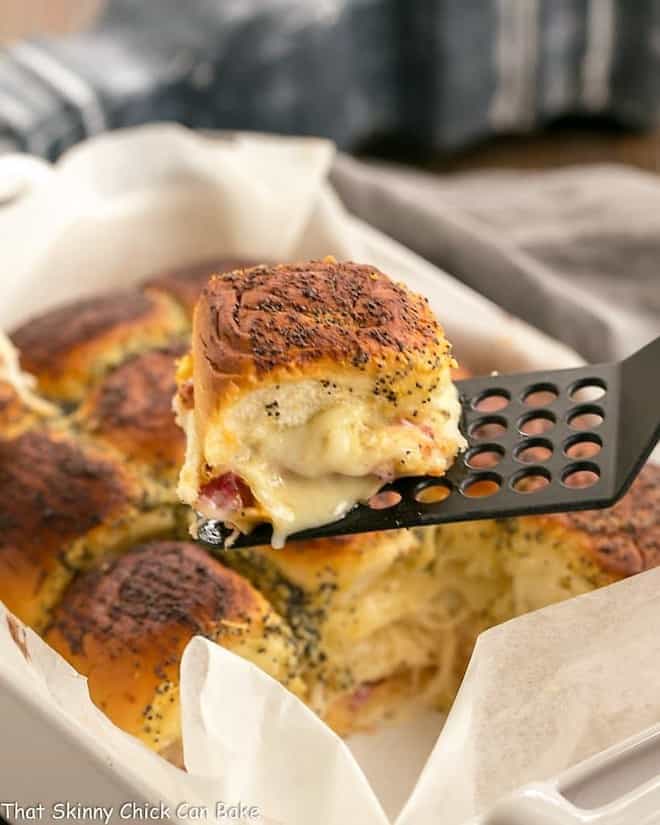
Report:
1,258,657,761
40,465,659,749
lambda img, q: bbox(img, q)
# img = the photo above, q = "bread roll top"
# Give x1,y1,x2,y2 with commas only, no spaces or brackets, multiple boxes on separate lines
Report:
45,541,304,752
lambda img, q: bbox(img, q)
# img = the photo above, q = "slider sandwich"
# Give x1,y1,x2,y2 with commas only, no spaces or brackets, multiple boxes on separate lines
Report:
45,541,304,759
176,259,466,546
226,528,446,734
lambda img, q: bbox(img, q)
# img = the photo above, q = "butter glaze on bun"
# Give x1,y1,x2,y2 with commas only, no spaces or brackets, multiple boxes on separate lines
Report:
45,541,303,754
176,259,466,546
0,429,178,631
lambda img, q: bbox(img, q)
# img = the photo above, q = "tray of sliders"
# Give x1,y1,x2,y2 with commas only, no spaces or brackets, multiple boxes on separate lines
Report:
0,126,657,825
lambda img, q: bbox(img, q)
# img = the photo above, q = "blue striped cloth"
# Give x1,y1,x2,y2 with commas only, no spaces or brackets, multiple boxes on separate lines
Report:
1,0,659,160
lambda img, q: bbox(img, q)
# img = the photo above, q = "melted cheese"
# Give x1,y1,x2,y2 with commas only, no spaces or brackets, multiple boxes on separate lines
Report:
191,379,465,546
245,472,382,548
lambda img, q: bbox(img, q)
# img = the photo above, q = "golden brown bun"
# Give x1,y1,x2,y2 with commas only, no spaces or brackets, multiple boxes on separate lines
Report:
0,428,181,631
45,541,303,753
74,345,186,482
523,462,660,579
146,258,261,318
11,289,187,403
191,259,452,424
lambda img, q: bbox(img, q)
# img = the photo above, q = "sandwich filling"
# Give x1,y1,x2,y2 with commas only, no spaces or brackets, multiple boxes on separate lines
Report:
224,507,626,732
176,371,465,546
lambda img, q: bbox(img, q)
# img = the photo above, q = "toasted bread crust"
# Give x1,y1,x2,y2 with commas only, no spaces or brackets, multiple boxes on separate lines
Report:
47,541,265,655
534,463,660,577
0,429,132,555
76,345,186,477
45,541,302,749
195,260,447,384
13,292,151,367
0,429,136,628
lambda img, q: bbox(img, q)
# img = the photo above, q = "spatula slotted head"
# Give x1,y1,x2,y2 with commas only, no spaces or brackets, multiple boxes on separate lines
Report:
198,337,659,549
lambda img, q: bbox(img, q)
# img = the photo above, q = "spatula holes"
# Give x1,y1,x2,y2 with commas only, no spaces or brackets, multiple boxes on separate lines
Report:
523,383,558,407
415,481,452,504
515,438,553,464
368,490,402,510
564,433,602,459
469,415,508,440
472,389,510,412
562,463,600,489
568,405,604,431
462,473,502,498
569,378,606,403
465,444,505,469
518,410,556,436
511,467,551,493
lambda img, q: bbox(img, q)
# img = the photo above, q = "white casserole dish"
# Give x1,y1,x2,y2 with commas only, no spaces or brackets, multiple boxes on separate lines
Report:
4,126,648,825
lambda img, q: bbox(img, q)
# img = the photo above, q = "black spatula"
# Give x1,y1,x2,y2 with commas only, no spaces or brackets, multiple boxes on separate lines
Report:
198,336,659,549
